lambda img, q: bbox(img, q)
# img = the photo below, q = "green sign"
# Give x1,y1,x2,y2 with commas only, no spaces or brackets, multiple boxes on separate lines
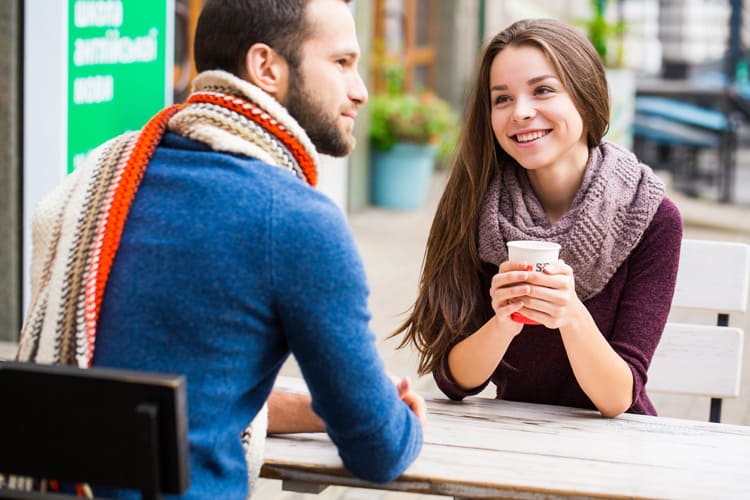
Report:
67,0,171,172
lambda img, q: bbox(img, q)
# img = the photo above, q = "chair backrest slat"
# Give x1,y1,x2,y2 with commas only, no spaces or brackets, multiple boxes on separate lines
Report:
648,323,743,397
647,239,750,422
671,239,750,312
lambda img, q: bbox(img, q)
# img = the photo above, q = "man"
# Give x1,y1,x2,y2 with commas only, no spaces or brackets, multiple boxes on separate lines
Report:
18,0,425,498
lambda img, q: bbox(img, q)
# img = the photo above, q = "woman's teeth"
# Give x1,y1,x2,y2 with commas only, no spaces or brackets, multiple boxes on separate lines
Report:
515,130,548,143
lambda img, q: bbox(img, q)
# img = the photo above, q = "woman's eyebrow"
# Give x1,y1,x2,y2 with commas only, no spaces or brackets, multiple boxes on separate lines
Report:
490,74,557,92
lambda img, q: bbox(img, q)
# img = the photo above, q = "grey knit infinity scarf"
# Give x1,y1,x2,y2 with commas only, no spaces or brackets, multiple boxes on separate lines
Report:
478,141,665,301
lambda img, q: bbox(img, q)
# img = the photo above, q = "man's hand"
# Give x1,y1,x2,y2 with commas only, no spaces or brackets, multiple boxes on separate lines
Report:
389,374,427,427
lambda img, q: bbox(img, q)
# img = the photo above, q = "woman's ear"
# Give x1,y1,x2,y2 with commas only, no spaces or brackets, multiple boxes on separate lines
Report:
242,43,289,101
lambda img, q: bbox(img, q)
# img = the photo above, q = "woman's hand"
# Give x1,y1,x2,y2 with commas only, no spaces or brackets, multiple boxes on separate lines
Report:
496,260,634,417
512,259,584,329
489,260,532,335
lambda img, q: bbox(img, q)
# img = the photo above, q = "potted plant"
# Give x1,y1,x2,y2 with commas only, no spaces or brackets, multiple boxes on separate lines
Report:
580,0,635,150
368,61,458,209
584,0,626,68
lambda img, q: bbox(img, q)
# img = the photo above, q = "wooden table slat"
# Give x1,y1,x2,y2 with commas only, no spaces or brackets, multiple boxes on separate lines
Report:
263,377,750,499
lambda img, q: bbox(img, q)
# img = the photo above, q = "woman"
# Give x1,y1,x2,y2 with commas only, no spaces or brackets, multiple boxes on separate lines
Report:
395,18,682,417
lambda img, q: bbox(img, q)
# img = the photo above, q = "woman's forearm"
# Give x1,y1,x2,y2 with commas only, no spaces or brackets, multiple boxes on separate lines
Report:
447,316,516,390
559,303,634,417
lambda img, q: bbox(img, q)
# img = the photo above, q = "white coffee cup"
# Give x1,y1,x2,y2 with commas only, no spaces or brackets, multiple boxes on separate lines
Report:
506,240,560,324
507,241,560,272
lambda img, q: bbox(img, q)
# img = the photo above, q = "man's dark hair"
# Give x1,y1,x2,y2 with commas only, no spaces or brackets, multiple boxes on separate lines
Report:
194,0,349,75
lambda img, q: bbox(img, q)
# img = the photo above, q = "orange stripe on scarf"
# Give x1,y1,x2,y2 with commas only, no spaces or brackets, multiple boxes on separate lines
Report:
83,104,184,366
187,91,318,186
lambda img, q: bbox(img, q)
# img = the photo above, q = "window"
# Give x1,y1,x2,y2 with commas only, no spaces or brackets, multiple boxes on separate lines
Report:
373,0,439,93
173,0,202,103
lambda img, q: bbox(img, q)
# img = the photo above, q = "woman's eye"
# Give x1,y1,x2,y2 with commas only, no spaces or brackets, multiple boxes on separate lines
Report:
493,95,510,105
535,86,554,95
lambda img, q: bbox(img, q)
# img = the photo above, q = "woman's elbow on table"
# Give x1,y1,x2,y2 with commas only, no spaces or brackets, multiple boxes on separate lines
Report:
596,395,633,418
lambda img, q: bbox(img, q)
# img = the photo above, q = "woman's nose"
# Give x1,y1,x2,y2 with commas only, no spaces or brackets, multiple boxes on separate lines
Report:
512,97,535,121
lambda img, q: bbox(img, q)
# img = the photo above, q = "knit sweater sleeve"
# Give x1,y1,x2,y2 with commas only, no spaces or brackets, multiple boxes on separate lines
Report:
609,197,683,412
270,186,423,483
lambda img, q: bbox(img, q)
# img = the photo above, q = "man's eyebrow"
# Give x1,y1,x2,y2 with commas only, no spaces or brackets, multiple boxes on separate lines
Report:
334,50,359,59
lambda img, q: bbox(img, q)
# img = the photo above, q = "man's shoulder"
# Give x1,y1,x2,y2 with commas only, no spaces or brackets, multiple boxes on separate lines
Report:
272,181,350,247
151,135,346,229
154,136,332,206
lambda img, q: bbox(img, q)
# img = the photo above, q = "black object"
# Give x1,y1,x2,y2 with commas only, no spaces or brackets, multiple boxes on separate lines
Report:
0,361,190,500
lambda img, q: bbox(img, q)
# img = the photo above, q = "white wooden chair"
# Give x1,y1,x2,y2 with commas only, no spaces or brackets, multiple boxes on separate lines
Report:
647,239,750,422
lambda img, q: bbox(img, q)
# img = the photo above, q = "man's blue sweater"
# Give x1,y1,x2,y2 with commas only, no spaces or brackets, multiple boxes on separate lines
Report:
93,133,423,499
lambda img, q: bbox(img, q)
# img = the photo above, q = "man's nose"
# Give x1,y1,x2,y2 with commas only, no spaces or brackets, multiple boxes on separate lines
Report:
350,72,368,105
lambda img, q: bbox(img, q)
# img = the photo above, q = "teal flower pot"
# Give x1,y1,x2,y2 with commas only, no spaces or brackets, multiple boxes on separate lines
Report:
371,142,437,210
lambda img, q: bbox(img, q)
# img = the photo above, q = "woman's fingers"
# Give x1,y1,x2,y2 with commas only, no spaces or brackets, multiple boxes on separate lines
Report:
490,283,529,307
492,295,526,313
491,270,530,290
498,260,533,273
512,261,577,327
490,259,575,322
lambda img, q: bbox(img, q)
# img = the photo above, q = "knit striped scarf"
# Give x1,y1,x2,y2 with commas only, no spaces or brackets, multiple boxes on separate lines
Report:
9,71,315,497
17,70,319,367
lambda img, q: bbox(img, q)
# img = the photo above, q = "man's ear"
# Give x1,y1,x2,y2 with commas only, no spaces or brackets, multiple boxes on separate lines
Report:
242,43,289,101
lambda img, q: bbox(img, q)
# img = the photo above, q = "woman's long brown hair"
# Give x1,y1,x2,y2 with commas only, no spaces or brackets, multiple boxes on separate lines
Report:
392,19,610,376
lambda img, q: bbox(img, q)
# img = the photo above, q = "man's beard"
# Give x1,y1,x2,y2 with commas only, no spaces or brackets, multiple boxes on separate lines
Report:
285,66,354,157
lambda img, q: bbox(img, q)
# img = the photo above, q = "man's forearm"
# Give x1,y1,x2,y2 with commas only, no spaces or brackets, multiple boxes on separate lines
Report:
267,390,325,434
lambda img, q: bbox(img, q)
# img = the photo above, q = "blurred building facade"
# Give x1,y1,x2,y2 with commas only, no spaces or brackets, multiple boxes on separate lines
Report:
0,0,745,342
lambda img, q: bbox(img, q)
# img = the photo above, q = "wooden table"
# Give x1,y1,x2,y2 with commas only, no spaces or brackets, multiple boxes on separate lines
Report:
261,382,750,499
